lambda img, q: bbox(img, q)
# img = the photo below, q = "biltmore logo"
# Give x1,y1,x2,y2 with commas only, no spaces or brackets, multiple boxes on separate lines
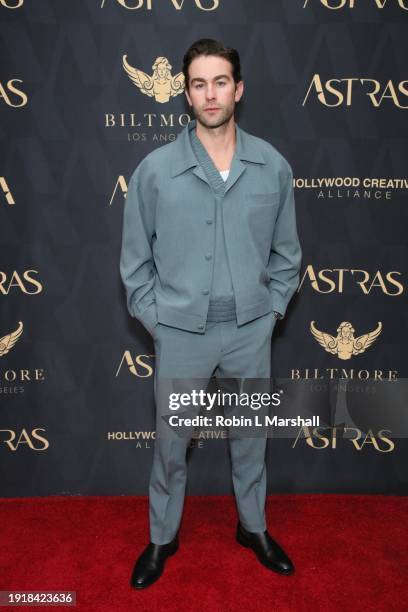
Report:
123,56,185,103
292,318,396,379
0,322,23,357
106,55,190,141
310,321,382,360
0,322,46,393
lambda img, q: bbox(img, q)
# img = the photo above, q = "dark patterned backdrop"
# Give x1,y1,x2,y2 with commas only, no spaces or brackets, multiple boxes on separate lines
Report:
1,0,407,497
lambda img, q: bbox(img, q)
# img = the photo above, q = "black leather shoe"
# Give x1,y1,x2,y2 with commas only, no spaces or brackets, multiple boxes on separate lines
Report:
236,522,294,575
130,534,179,589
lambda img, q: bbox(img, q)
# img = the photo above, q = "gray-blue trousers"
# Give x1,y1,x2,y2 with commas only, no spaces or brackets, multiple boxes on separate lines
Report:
149,312,276,544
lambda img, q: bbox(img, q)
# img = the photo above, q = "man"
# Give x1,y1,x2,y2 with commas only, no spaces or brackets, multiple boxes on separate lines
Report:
120,38,302,589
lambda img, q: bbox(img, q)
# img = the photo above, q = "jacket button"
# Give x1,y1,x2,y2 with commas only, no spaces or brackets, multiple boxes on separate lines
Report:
205,254,212,260
206,219,213,225
202,289,209,295
197,324,204,330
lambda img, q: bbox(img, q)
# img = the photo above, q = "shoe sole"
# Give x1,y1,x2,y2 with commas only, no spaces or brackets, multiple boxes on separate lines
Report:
236,530,294,576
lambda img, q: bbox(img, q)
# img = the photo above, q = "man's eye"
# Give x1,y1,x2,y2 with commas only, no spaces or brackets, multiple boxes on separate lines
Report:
195,83,203,89
217,81,226,86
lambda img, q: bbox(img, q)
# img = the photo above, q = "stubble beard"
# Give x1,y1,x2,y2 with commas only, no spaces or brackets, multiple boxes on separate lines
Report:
193,103,235,130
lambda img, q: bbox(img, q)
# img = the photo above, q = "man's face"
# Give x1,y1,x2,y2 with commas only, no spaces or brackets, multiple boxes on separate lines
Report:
184,55,243,129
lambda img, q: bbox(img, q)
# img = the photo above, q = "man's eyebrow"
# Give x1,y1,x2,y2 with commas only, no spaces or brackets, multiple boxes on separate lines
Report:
190,74,231,84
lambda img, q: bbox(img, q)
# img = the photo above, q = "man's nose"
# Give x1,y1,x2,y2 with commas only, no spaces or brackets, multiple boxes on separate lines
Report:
205,86,216,100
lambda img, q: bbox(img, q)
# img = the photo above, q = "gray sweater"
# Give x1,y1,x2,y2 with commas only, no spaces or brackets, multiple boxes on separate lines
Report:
190,125,236,322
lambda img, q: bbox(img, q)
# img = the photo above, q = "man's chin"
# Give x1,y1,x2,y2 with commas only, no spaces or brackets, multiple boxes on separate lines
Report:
195,112,231,129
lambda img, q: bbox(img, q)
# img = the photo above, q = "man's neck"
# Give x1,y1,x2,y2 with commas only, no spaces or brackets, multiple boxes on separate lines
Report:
194,116,236,170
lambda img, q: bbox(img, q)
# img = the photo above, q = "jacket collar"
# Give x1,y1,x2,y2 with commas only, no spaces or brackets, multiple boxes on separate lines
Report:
170,118,266,178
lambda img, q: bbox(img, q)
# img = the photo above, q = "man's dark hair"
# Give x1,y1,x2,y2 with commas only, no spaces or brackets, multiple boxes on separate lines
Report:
182,38,242,91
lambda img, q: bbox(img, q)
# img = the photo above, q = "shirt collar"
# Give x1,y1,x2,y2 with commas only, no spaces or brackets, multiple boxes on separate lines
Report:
170,118,266,178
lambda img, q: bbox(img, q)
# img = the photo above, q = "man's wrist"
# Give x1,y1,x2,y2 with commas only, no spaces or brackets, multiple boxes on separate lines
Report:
136,300,158,335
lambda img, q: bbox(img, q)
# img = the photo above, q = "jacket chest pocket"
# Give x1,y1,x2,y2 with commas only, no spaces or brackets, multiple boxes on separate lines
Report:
243,193,280,258
245,192,280,207
244,193,280,225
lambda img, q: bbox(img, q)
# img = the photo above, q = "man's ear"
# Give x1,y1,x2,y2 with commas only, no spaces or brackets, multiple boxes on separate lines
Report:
184,87,192,107
235,80,244,103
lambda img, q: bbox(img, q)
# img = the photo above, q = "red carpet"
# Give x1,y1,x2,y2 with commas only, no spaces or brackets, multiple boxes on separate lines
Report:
1,494,407,611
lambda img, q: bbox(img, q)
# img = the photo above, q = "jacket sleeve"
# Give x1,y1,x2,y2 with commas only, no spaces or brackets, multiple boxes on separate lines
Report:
119,164,158,335
267,162,302,318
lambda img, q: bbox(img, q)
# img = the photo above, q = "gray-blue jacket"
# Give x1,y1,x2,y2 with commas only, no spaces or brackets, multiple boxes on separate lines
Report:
120,119,302,335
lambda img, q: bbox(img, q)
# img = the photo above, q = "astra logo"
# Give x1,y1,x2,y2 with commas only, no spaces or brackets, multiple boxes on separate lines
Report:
303,0,408,8
109,176,128,206
0,428,49,451
0,79,27,108
0,0,24,7
0,177,15,205
100,0,219,10
298,267,404,296
293,427,394,452
0,270,43,295
303,74,408,108
115,351,154,377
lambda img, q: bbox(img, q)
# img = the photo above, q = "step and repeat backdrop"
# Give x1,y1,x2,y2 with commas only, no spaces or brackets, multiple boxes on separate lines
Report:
1,0,407,497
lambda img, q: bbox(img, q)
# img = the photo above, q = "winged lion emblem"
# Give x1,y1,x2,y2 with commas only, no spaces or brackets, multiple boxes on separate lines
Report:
310,320,382,361
123,55,185,103
0,321,23,357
